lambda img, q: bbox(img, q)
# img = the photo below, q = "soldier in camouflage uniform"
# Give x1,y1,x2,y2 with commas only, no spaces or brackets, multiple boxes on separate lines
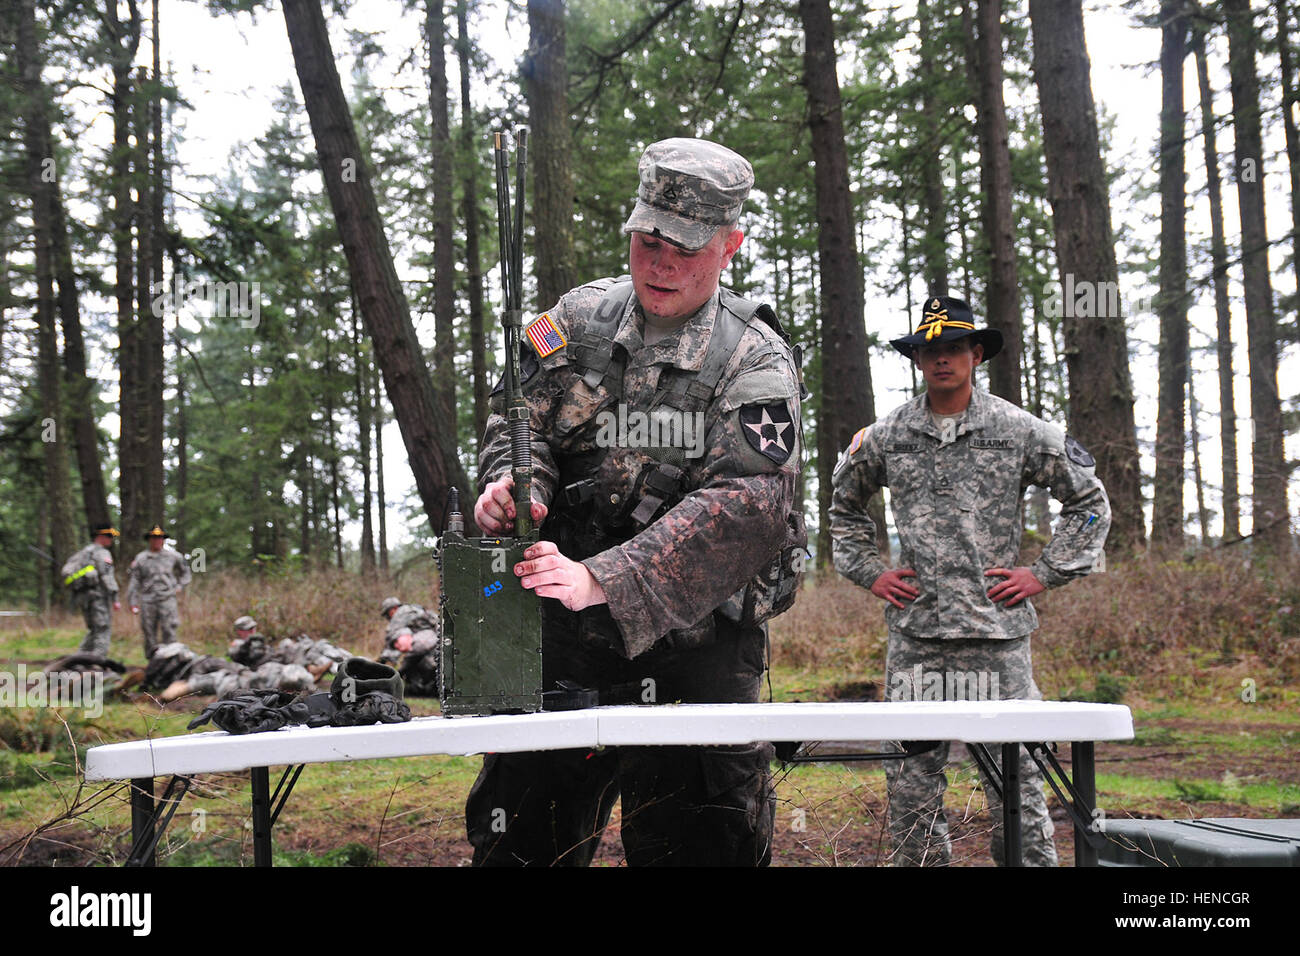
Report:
147,640,315,703
126,525,192,658
377,598,440,697
62,525,122,657
466,138,804,867
229,615,351,680
830,295,1111,866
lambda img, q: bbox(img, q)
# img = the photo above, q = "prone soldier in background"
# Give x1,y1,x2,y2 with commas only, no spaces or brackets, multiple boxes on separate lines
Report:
830,295,1111,866
377,597,440,697
229,615,351,680
126,525,192,658
62,524,122,657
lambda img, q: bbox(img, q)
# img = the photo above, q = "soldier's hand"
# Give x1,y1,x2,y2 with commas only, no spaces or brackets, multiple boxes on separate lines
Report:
131,605,139,614
515,540,606,611
985,567,1045,607
474,475,548,534
394,633,413,653
870,568,919,609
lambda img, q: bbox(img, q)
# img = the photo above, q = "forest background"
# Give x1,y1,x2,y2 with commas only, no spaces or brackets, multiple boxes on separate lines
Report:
1,0,1298,606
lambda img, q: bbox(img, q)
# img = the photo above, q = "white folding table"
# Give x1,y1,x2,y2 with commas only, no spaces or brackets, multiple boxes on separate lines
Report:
83,700,1133,867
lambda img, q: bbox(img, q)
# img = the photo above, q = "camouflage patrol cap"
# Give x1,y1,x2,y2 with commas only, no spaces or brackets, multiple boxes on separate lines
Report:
233,615,257,631
622,138,754,252
379,596,401,617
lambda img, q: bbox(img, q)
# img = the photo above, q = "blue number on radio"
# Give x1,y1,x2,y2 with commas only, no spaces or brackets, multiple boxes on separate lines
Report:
483,580,503,597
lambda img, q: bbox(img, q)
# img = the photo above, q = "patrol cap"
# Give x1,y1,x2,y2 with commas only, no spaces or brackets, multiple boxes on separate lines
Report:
233,615,257,631
92,524,120,538
890,295,1003,361
379,597,401,617
622,138,754,252
144,525,166,540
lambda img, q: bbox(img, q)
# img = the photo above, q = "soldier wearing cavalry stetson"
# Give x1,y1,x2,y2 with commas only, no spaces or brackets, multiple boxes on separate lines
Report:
831,295,1111,866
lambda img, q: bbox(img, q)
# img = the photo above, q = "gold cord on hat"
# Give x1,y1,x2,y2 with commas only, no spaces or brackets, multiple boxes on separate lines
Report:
919,303,974,341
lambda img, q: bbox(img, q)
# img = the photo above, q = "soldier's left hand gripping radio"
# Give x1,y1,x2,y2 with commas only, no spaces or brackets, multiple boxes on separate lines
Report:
437,129,543,716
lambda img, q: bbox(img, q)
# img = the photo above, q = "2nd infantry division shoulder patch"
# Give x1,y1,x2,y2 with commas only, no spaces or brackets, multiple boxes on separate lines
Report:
740,401,796,464
525,312,566,358
1065,435,1096,467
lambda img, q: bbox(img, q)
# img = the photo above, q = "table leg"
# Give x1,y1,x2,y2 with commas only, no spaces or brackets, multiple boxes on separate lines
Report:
250,767,272,867
129,777,155,867
1002,743,1022,867
1072,741,1097,867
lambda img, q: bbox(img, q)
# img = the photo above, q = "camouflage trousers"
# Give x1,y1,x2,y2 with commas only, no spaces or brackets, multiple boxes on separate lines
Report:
399,650,439,698
466,616,775,867
884,631,1059,867
138,597,180,658
76,593,113,657
187,661,314,698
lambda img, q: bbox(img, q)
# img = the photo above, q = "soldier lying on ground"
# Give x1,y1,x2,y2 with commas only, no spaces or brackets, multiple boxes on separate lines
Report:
144,641,316,703
377,597,439,697
228,615,350,680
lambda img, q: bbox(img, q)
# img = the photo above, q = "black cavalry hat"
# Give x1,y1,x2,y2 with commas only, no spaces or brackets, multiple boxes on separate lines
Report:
144,525,166,540
890,295,1003,361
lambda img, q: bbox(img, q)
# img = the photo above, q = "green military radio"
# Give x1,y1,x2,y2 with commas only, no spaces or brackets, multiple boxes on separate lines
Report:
437,128,543,716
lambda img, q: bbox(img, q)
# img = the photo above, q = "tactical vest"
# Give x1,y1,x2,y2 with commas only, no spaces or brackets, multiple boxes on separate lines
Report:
553,279,807,628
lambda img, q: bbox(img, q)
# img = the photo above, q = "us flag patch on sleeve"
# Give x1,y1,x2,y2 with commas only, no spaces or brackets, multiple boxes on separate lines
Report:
525,313,566,358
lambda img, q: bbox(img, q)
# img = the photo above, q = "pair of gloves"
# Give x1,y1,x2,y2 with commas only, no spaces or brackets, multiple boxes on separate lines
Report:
188,658,411,735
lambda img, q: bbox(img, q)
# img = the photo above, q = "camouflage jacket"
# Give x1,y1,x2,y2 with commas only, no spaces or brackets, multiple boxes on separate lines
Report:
830,387,1110,640
126,547,192,605
385,604,439,655
63,543,119,599
478,278,802,659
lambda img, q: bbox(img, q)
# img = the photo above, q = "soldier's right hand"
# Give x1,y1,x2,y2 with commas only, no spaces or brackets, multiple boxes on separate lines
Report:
870,568,919,609
474,475,548,535
113,601,122,611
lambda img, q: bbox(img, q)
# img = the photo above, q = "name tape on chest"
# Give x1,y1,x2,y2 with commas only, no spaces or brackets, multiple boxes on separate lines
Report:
524,312,566,358
887,441,921,453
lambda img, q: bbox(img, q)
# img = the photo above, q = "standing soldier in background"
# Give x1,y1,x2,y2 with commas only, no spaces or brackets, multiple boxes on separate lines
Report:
378,597,440,696
126,525,192,658
831,296,1110,866
62,524,121,656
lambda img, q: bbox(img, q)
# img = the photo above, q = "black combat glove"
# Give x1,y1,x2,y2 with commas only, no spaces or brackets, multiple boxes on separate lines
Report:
187,689,310,735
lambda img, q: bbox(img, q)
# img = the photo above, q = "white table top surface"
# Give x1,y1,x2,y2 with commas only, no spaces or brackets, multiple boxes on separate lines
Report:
84,700,1133,781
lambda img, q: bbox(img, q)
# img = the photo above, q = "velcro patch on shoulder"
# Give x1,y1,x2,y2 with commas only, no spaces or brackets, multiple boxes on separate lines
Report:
1065,435,1096,467
740,401,796,464
524,312,566,358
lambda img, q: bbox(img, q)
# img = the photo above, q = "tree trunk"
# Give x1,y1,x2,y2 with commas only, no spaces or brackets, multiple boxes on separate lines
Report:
1029,0,1146,554
427,0,457,432
1224,0,1291,551
917,0,949,297
281,0,469,534
1192,19,1241,543
1153,0,1189,551
18,0,77,578
524,0,577,307
375,366,389,571
353,299,376,574
459,0,490,448
1188,354,1209,546
970,0,1023,406
799,0,885,568
134,65,160,530
49,100,110,530
1274,0,1300,342
110,0,142,543
149,0,166,528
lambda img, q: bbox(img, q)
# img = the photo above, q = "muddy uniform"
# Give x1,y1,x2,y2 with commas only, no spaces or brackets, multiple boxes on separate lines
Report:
831,386,1110,866
127,547,192,657
65,543,119,657
379,604,440,697
465,277,802,866
232,632,351,676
